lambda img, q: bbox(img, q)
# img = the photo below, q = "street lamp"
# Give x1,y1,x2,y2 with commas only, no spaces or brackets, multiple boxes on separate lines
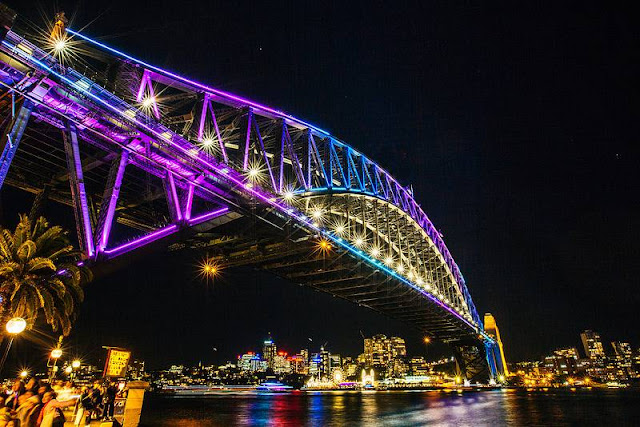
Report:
0,317,27,375
72,360,81,369
48,346,63,381
5,317,26,334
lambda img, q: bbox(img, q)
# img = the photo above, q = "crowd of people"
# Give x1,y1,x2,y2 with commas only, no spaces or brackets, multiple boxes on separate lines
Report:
0,378,120,427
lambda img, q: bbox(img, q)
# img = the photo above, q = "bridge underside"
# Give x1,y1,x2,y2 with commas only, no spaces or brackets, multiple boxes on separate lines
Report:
170,215,480,343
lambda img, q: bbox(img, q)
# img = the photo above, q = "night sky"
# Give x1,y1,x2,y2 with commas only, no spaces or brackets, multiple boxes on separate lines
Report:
4,1,639,370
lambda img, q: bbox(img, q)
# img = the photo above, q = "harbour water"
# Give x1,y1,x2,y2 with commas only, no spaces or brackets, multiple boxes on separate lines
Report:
139,389,640,426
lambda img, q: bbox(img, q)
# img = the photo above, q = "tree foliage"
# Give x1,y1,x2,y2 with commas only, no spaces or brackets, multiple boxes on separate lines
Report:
0,214,91,336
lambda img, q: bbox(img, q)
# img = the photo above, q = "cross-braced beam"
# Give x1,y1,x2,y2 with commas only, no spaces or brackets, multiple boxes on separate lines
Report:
0,99,32,190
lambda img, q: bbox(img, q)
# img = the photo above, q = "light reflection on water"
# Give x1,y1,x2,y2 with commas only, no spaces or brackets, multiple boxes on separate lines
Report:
139,389,640,426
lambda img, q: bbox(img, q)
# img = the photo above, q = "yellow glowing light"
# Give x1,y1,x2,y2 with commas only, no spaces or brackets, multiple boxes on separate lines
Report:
354,237,364,247
318,239,332,253
53,39,66,52
20,370,28,378
311,209,323,219
51,348,63,359
72,360,81,369
396,264,405,273
142,96,155,108
199,259,221,280
335,225,345,235
248,168,260,178
455,376,462,384
384,256,393,266
64,366,73,374
498,375,505,382
6,317,26,334
283,190,294,201
423,337,431,344
371,247,380,257
417,277,424,285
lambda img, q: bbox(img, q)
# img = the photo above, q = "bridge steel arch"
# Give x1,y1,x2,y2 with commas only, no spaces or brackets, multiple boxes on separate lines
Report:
0,11,499,382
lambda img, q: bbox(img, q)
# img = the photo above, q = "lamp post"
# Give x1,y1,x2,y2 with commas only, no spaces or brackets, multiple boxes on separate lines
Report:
0,317,27,375
70,359,81,380
48,346,63,381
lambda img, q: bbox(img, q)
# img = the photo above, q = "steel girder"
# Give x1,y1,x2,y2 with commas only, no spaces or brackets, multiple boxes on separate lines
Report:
0,98,32,189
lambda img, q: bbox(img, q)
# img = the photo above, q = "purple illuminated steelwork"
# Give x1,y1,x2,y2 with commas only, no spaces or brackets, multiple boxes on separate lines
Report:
136,71,160,120
0,101,32,190
66,28,332,137
165,171,183,222
103,224,178,257
96,151,128,253
243,109,252,171
62,121,95,258
251,114,277,192
187,206,229,226
184,183,195,220
197,94,228,163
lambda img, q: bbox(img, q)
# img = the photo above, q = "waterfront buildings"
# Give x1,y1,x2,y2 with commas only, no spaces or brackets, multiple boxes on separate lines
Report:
513,330,640,385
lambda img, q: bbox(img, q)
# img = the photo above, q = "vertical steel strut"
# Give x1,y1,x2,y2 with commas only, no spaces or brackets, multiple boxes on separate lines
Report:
0,100,32,190
62,121,95,258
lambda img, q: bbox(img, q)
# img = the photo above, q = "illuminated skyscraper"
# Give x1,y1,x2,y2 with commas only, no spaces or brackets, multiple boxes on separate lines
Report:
389,337,407,358
581,330,605,360
263,335,277,370
363,334,406,370
483,313,509,376
364,334,391,367
612,342,632,367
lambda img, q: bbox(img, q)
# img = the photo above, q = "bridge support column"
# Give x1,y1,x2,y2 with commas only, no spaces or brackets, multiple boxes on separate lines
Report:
63,121,95,258
0,99,33,191
94,151,128,255
451,340,495,384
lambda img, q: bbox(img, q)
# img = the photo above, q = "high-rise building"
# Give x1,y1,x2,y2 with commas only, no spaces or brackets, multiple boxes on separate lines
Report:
319,347,331,377
409,357,430,376
389,337,407,359
273,352,291,374
363,334,407,376
309,353,321,377
484,313,509,376
329,354,342,371
543,348,579,376
612,342,633,367
364,334,392,367
263,336,277,370
290,353,308,374
237,352,264,372
581,330,605,360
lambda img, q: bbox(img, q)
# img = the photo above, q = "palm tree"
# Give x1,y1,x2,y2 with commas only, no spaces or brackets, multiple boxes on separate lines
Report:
0,214,91,337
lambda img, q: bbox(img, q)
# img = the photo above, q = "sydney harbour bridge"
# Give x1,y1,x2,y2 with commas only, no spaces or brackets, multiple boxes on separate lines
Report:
0,5,505,382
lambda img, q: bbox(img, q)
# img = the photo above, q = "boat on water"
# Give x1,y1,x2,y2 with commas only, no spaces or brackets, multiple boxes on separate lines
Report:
160,385,227,395
256,382,293,392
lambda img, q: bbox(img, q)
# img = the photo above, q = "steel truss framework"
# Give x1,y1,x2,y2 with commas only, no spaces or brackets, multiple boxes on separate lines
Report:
0,14,499,380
